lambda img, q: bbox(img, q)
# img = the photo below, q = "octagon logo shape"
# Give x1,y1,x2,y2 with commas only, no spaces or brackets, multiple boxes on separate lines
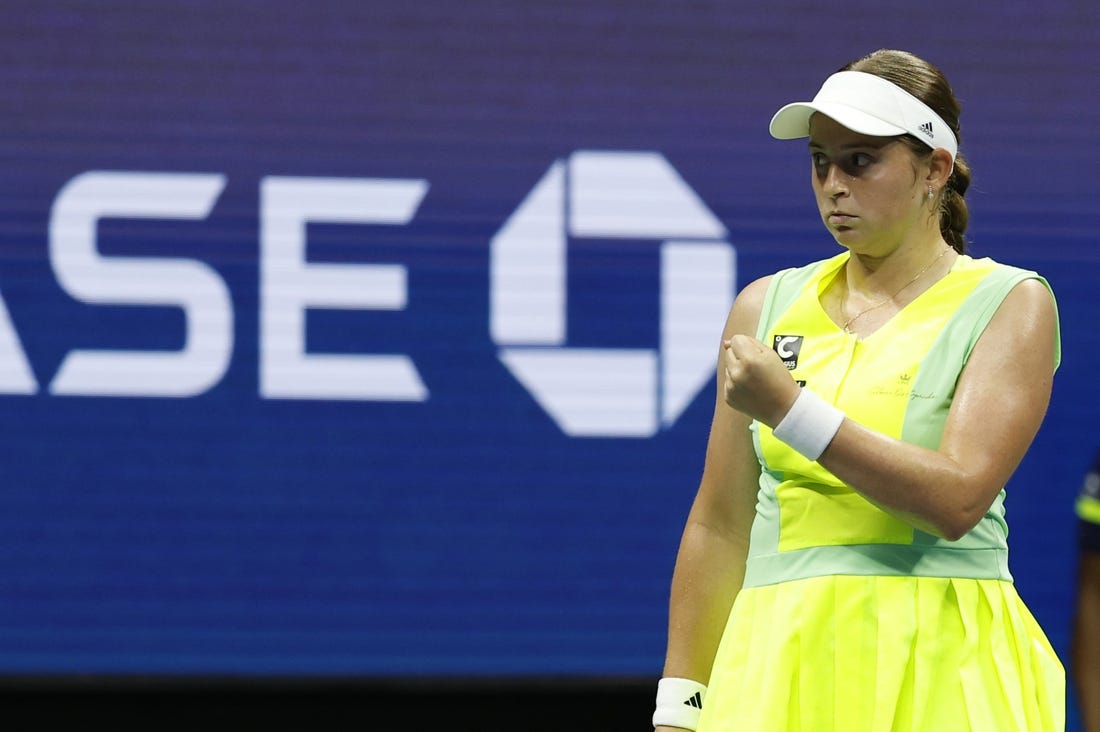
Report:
490,150,735,437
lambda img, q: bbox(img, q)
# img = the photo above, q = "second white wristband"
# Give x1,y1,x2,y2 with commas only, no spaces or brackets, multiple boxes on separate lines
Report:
653,677,706,730
771,387,844,461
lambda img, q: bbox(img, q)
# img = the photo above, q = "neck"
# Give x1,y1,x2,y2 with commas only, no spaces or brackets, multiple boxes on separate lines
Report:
845,240,952,296
839,242,955,335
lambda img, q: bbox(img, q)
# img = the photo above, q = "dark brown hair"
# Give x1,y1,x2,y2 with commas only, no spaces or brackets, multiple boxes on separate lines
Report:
843,49,970,253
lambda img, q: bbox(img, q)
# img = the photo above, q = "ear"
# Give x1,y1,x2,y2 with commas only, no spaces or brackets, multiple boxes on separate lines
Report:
926,148,954,188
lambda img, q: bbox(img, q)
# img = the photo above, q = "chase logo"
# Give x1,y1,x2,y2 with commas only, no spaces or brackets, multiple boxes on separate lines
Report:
17,152,733,441
773,335,802,370
491,150,735,438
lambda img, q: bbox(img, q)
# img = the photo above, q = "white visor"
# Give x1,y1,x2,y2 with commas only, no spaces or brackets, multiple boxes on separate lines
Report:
769,71,958,163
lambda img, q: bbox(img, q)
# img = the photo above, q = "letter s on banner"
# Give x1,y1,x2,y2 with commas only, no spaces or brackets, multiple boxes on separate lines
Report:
49,171,232,397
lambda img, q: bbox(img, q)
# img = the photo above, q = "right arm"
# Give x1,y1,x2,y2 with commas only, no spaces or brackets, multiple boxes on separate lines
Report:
1074,549,1100,732
655,275,770,731
1074,462,1100,732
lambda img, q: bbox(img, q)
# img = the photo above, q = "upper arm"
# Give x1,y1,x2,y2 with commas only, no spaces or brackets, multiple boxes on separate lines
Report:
689,275,773,537
939,278,1058,505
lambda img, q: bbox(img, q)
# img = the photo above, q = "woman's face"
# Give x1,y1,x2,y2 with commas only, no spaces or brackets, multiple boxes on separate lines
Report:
807,113,928,253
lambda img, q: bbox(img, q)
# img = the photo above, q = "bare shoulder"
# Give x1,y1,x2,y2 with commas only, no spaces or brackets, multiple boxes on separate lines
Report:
1006,276,1057,310
723,274,774,337
990,276,1058,335
970,275,1058,376
734,274,774,309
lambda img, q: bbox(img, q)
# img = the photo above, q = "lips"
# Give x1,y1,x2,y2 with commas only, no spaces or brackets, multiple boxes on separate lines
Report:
828,211,855,227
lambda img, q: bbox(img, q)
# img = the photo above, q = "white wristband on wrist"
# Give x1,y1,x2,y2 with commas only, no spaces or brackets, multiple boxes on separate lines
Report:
652,677,706,730
771,387,844,461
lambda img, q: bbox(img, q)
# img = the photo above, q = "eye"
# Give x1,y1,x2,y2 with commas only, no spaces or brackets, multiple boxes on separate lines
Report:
811,150,875,177
851,152,873,168
835,151,876,177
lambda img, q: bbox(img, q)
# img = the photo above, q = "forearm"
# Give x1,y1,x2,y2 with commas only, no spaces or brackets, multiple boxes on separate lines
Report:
661,517,748,683
816,420,996,541
1075,554,1100,732
1075,648,1100,732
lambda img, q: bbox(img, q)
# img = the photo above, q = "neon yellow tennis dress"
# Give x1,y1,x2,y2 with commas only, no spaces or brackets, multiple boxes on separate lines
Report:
697,252,1065,732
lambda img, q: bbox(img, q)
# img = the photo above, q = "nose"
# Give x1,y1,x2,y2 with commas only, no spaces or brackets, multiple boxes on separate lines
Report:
822,164,848,199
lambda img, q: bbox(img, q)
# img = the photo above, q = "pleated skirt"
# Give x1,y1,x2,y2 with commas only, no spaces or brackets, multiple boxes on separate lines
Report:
697,575,1064,732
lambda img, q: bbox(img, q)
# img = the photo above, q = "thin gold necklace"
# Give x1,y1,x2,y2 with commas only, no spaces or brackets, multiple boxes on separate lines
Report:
842,246,951,334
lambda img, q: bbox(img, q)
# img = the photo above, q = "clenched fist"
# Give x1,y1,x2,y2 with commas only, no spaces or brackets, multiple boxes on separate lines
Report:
721,334,801,428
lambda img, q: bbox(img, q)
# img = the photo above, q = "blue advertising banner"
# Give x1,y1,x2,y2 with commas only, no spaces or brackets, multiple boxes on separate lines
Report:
0,0,1097,678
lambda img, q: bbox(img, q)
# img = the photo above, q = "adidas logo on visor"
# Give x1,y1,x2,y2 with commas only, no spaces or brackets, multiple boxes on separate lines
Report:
918,121,934,139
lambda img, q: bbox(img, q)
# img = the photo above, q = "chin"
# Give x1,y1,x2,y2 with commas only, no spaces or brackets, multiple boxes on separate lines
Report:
829,229,857,245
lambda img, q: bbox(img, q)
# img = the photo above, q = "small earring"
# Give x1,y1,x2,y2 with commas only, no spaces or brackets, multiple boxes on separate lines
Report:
927,185,935,201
